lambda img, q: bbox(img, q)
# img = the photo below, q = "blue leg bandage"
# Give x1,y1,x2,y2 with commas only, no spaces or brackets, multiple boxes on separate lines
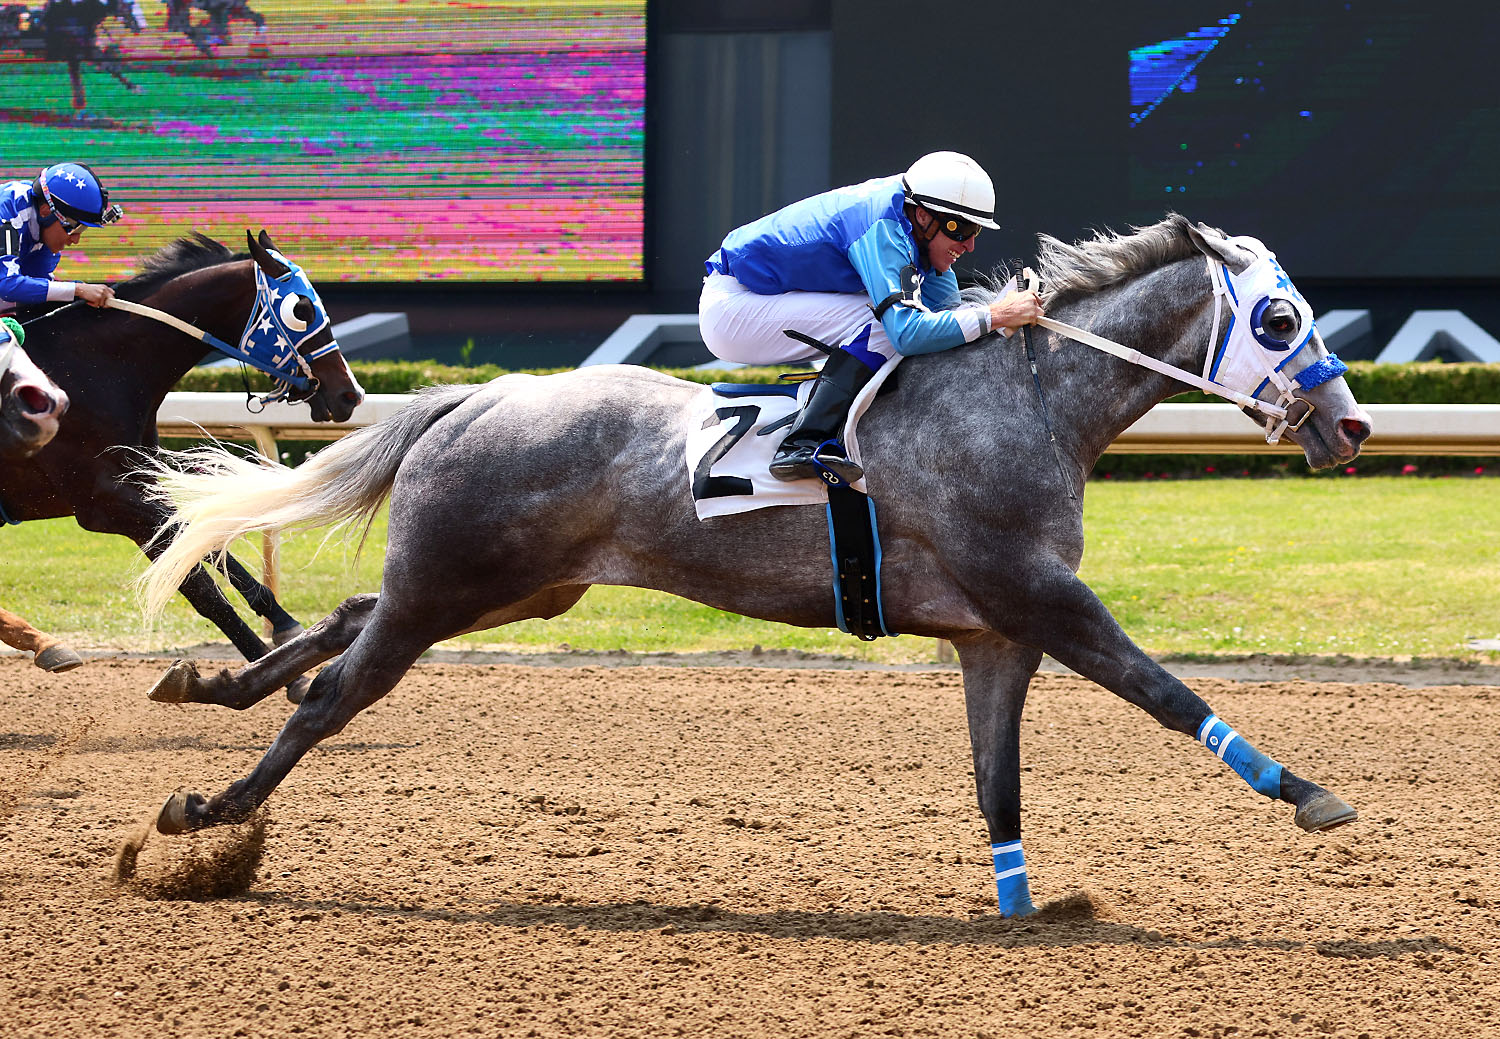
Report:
991,841,1036,917
1196,714,1283,798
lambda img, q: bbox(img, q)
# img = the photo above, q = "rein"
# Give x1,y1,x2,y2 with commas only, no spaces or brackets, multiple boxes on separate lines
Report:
105,295,318,405
1028,254,1342,445
1035,315,1284,417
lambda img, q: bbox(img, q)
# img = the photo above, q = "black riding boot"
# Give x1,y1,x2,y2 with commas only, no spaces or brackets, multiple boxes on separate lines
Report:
769,348,877,483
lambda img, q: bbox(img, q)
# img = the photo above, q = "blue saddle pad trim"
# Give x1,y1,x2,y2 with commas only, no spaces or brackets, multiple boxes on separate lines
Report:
824,485,892,640
711,382,801,399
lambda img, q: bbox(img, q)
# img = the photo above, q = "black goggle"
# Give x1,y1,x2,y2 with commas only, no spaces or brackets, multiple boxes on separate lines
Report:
933,213,982,243
39,211,83,234
42,202,122,233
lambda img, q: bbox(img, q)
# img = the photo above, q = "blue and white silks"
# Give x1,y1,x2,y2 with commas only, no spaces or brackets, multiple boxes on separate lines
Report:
704,175,990,357
991,841,1036,917
1,181,68,313
1196,714,1283,798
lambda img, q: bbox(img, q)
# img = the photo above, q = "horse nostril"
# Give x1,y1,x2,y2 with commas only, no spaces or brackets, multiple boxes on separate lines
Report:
342,390,364,406
1341,417,1371,445
17,383,54,416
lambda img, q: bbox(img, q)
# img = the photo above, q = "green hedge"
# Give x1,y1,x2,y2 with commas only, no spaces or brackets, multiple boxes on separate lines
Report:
1166,362,1500,405
172,359,1500,403
171,359,1500,475
171,361,801,394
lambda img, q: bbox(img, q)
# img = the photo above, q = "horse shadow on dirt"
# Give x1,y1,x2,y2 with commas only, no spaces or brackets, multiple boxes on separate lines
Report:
224,890,1467,958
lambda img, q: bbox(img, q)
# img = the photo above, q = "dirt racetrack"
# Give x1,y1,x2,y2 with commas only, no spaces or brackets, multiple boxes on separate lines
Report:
1,656,1496,1039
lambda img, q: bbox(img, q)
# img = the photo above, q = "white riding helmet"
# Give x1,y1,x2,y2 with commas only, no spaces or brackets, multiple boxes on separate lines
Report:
901,151,1000,230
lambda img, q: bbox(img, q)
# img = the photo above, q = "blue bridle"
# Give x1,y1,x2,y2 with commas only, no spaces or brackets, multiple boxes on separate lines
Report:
198,251,339,403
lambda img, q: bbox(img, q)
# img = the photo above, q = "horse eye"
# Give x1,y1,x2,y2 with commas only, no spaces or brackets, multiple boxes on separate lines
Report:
1264,303,1300,340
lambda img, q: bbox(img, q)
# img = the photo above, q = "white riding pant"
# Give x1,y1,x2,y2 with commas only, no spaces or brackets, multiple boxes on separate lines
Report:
698,272,898,365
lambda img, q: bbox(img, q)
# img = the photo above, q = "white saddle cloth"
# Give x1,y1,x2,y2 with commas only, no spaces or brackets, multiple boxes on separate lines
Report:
683,354,902,520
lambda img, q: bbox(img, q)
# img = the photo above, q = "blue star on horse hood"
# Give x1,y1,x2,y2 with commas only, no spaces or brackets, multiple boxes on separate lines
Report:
0,181,68,312
705,175,991,356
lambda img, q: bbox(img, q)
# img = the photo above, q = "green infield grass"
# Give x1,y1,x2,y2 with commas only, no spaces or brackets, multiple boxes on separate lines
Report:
0,477,1494,663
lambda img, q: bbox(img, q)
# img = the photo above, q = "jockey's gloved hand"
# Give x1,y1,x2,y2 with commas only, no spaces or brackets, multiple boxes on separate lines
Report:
0,317,22,345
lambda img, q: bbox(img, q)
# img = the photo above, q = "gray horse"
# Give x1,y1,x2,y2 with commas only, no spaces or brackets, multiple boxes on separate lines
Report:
140,215,1371,916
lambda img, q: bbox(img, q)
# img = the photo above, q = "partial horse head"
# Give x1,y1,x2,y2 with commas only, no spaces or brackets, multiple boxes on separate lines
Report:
1181,220,1372,469
115,230,365,423
1030,213,1372,471
241,230,365,422
0,326,68,460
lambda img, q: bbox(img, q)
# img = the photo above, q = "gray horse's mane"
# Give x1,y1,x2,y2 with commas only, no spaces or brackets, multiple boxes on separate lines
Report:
963,211,1209,309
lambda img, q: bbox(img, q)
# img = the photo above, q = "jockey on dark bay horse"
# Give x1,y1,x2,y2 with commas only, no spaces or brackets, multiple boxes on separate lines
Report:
1,160,122,319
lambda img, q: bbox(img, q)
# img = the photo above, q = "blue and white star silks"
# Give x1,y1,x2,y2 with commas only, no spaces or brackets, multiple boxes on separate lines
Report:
991,841,1037,917
0,179,64,310
1196,714,1283,798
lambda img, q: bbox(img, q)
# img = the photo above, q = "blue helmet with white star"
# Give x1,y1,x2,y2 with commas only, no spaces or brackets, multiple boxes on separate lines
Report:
34,162,122,228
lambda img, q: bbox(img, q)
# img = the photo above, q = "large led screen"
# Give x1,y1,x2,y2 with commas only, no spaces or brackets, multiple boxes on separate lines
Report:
1127,2,1500,279
0,0,645,282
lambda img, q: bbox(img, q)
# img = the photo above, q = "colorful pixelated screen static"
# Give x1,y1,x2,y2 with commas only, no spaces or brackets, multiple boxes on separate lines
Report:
0,0,645,283
1127,1,1500,279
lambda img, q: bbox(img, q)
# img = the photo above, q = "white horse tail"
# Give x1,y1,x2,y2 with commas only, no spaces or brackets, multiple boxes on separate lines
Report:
140,383,487,620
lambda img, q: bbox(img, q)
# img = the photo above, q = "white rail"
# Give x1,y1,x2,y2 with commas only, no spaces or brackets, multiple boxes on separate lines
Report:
156,395,1500,457
1112,403,1500,456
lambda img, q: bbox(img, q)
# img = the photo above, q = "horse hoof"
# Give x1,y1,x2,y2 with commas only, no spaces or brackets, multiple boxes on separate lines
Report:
272,623,304,648
286,675,310,705
156,790,203,835
148,660,200,704
1295,791,1358,832
35,645,84,672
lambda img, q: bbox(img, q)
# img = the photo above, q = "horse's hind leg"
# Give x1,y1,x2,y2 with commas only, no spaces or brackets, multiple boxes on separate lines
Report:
158,605,453,833
146,585,591,712
0,607,84,672
149,594,377,710
955,633,1044,917
217,551,312,701
997,559,1356,832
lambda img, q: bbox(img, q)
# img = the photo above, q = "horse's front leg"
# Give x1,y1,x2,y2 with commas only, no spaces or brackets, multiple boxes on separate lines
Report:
0,607,84,672
954,633,1045,917
994,557,1356,833
149,594,377,710
218,551,304,643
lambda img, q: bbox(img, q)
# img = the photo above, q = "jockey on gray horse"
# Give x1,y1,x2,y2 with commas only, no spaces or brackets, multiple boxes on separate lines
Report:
700,151,1044,483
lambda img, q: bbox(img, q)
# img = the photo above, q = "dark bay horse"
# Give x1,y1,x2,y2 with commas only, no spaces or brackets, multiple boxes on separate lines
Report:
0,231,362,673
141,216,1372,915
